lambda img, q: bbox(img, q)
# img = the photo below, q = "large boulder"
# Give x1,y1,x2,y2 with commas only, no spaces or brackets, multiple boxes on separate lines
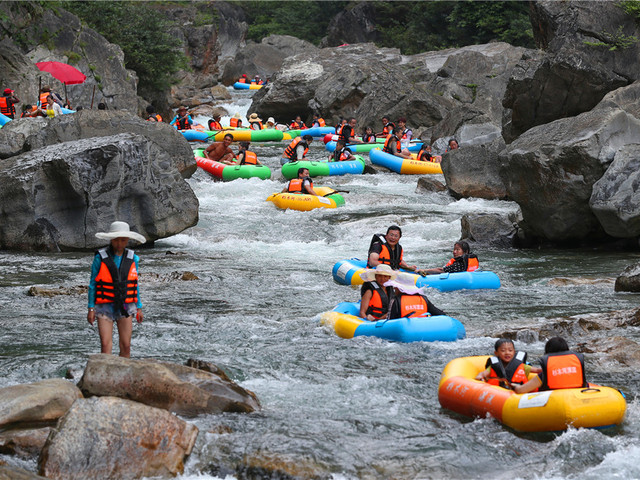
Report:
38,396,198,480
503,1,639,141
460,211,525,248
321,1,379,47
499,83,640,243
77,355,260,415
615,263,640,293
0,110,197,177
0,132,199,251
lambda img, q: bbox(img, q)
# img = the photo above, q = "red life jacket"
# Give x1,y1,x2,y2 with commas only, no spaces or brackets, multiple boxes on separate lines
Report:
238,151,258,165
444,254,479,272
395,294,430,318
174,116,191,130
316,118,326,127
94,248,139,307
485,352,531,389
0,96,16,118
39,92,50,108
539,352,587,390
283,137,309,161
238,77,247,83
290,120,303,129
209,119,223,130
287,177,313,194
230,118,240,128
365,282,392,319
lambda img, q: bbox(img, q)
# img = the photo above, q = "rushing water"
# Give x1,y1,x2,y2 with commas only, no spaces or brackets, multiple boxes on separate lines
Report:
1,89,639,480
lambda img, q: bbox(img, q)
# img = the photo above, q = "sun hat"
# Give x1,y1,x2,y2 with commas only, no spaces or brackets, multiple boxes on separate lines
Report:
384,273,426,295
95,221,146,243
4,88,14,95
266,117,275,124
232,112,243,119
248,113,262,122
360,264,399,282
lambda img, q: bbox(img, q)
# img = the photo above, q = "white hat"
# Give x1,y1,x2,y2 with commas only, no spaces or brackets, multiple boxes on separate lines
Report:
232,112,243,119
360,264,398,282
266,117,275,124
95,221,146,243
248,113,262,122
384,273,426,295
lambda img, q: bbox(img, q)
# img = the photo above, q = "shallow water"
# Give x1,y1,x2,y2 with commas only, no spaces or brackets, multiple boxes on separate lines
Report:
1,89,639,480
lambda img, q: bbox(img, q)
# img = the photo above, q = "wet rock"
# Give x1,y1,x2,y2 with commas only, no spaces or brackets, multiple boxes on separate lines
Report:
0,427,51,459
78,354,260,416
0,464,46,479
615,262,640,292
578,336,640,368
236,452,331,480
548,277,615,287
27,286,88,297
0,378,82,431
38,396,198,480
143,271,200,282
185,358,231,382
0,132,199,252
460,211,524,248
416,177,447,193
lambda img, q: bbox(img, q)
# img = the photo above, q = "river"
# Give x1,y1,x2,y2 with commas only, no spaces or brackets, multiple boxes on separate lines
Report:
1,89,639,480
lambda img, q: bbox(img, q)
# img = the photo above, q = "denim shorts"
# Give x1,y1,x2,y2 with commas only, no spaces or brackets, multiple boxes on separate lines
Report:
95,303,137,321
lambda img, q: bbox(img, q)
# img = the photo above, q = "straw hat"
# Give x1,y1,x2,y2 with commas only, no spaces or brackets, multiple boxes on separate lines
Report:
360,264,398,282
232,112,243,119
95,221,146,243
384,273,427,295
248,113,262,122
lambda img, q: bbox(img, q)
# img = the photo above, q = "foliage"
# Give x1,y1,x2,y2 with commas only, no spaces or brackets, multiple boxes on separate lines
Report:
57,1,188,91
584,26,637,50
619,0,640,20
234,1,346,44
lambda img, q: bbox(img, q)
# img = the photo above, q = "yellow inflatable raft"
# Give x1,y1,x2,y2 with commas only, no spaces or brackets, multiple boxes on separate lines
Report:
266,187,345,211
438,356,626,432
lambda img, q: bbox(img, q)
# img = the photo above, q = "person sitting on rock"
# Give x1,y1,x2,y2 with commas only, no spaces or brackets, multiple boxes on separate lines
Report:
329,139,355,162
236,141,262,165
170,106,193,130
145,105,162,122
205,133,236,164
0,88,20,119
282,167,317,196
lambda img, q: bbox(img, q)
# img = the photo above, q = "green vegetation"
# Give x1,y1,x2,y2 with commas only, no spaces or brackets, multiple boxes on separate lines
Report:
57,1,188,92
65,50,81,64
584,26,637,50
619,0,640,19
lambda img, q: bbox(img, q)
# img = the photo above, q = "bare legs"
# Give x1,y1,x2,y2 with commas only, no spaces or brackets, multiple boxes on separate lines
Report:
96,315,133,358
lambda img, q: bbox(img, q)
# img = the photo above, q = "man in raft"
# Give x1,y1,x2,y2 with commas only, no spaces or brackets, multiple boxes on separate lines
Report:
281,167,318,196
367,225,419,273
205,133,236,164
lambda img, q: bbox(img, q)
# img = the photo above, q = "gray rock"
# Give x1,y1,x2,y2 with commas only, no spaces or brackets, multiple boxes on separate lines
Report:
416,177,447,193
0,464,46,479
77,354,260,416
38,396,198,480
321,2,379,47
0,379,82,430
590,144,640,238
460,211,524,248
0,427,51,459
0,133,199,251
615,262,640,292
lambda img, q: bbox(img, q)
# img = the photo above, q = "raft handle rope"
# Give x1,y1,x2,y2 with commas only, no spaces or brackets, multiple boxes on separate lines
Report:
580,387,601,393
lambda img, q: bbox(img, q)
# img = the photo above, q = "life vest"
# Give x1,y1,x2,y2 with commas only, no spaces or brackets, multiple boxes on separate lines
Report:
336,124,345,137
382,133,400,154
333,146,352,162
395,294,430,318
94,247,138,310
209,119,223,130
147,114,162,122
238,150,258,165
250,120,263,130
0,96,16,118
238,77,247,83
365,281,392,319
283,137,309,160
444,254,479,272
290,120,301,129
338,125,354,143
287,177,313,194
21,105,40,118
316,118,325,127
485,352,530,389
419,150,432,162
363,133,376,143
229,118,240,128
39,92,50,108
539,351,587,391
383,122,395,134
174,116,191,130
367,233,403,270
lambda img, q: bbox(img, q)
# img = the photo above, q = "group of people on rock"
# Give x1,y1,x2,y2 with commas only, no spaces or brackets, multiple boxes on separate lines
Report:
1,85,76,119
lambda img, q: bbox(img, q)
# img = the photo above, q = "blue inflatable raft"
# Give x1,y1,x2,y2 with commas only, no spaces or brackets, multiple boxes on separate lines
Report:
321,302,466,342
332,258,501,292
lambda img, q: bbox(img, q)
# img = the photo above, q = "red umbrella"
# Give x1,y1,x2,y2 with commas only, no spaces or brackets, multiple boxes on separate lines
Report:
35,61,86,85
35,61,87,107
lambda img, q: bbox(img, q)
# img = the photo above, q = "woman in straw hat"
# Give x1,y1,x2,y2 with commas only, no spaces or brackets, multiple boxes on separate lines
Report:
248,113,263,130
358,264,398,321
87,221,146,358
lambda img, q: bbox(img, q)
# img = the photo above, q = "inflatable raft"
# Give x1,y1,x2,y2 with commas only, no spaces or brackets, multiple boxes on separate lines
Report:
233,82,263,90
206,128,285,142
321,302,465,343
194,151,271,181
266,187,345,211
281,157,365,179
370,148,443,174
332,258,500,292
438,356,627,432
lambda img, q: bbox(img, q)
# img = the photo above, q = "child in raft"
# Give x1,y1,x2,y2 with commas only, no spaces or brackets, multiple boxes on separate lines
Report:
417,143,441,163
362,126,376,143
475,338,542,389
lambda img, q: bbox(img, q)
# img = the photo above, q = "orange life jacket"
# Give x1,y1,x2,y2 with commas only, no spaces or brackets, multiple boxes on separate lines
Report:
39,92,50,108
395,294,430,318
230,118,240,128
287,177,313,194
486,352,531,389
21,105,40,118
333,147,352,162
209,119,222,130
238,151,258,165
365,282,392,319
383,122,395,134
539,352,587,390
367,234,403,270
336,124,345,137
0,96,16,118
147,114,162,122
238,77,247,83
382,133,400,154
444,254,479,272
419,150,433,162
175,116,191,130
289,120,301,129
315,118,326,127
283,137,309,161
94,248,139,307
250,121,263,130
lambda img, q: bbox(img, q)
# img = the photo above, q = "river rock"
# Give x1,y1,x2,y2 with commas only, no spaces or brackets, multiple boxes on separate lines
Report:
0,132,199,252
0,427,51,459
0,464,46,479
0,379,82,431
590,143,640,238
321,1,379,47
38,396,198,480
615,262,640,292
499,82,640,243
77,354,260,415
416,177,447,193
503,1,638,141
27,286,88,297
441,137,508,200
460,212,524,248
0,110,197,178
